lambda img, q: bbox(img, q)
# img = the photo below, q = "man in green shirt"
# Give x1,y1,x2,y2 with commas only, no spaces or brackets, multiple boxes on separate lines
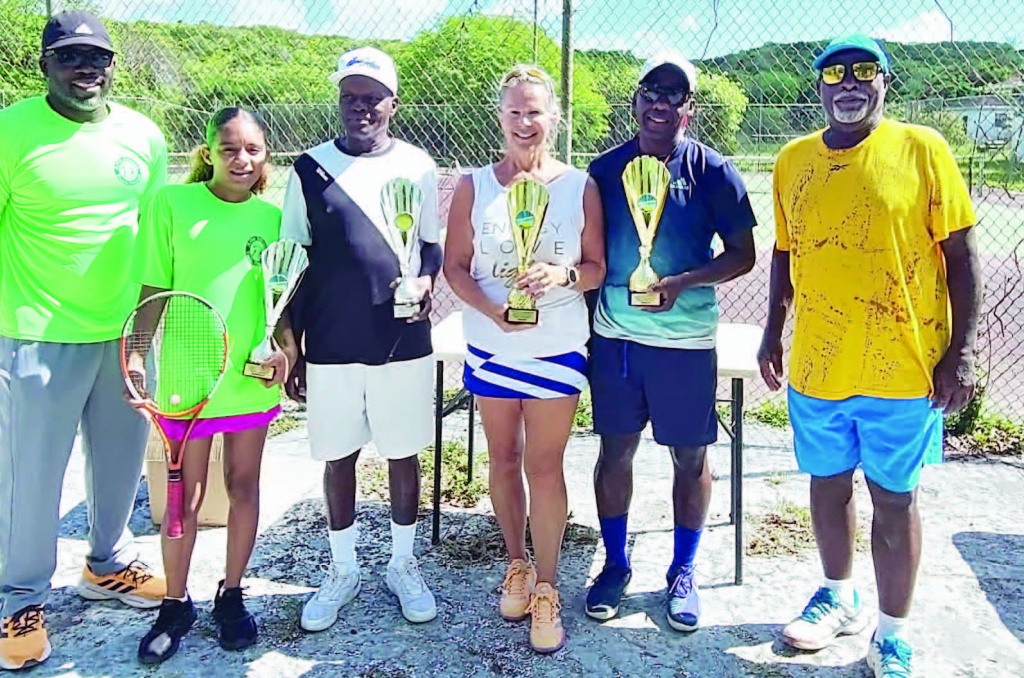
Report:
0,12,169,670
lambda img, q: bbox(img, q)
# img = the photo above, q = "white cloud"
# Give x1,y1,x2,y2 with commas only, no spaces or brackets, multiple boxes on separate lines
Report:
877,10,953,43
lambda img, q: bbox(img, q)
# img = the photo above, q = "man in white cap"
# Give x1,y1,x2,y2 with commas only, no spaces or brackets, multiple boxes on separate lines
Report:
281,46,442,630
584,51,756,631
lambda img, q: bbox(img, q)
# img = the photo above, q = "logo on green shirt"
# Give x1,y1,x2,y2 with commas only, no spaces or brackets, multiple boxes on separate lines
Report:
245,236,268,266
114,157,142,186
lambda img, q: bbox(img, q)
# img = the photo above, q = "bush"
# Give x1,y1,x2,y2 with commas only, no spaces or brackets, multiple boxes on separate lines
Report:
692,72,748,154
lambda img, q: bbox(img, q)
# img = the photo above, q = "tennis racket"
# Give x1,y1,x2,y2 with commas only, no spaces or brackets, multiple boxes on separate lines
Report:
120,291,228,539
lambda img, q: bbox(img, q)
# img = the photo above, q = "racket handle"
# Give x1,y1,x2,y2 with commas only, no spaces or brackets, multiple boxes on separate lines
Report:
165,470,185,540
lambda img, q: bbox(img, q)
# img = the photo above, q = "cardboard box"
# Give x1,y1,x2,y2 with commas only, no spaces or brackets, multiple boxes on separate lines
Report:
144,427,230,527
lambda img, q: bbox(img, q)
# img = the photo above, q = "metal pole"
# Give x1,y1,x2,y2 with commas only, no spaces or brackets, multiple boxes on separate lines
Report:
560,0,573,164
46,0,53,17
533,0,539,63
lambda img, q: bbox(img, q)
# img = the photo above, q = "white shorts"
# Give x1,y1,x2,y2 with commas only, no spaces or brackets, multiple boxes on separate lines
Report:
306,356,434,461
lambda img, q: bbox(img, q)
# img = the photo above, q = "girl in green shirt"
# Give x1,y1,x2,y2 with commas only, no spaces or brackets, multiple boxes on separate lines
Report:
131,108,298,664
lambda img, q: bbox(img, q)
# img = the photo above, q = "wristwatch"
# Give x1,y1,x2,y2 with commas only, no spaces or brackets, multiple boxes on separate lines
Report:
562,266,579,287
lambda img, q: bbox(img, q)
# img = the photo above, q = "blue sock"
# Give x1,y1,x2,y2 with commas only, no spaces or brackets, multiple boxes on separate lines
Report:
599,514,630,570
671,526,703,573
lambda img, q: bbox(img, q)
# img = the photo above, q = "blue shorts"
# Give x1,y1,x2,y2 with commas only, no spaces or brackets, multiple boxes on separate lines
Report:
589,334,717,447
788,387,944,493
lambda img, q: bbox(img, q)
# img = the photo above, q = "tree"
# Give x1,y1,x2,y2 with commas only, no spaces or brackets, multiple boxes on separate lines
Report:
396,16,609,166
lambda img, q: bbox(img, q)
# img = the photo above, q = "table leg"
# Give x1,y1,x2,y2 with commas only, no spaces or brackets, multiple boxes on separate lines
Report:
467,395,475,483
432,361,443,545
732,377,744,585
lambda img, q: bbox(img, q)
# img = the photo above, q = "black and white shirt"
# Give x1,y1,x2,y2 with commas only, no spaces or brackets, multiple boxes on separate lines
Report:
282,138,440,365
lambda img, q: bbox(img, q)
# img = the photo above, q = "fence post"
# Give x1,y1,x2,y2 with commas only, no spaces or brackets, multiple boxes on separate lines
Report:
560,0,573,164
46,1,52,16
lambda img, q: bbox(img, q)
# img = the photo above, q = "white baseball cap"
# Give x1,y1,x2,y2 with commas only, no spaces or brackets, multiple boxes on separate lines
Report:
638,51,698,93
329,47,399,95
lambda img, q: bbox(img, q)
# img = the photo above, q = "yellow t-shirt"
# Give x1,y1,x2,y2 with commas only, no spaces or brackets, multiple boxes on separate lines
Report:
773,118,976,400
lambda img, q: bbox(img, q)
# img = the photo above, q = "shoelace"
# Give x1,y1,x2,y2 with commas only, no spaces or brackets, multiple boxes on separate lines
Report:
527,590,561,625
318,566,355,601
153,600,191,634
800,588,839,623
395,559,427,596
877,638,913,677
115,559,154,587
503,563,530,597
216,586,249,621
670,570,694,599
4,606,43,638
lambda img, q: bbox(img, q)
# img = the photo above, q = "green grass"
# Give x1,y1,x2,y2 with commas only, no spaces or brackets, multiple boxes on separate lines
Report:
948,412,1024,457
748,499,867,558
572,389,593,433
358,439,489,509
746,400,790,429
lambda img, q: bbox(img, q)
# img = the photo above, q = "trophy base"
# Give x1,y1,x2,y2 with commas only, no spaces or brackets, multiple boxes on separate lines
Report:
629,291,664,307
243,361,276,381
394,301,421,319
505,308,538,325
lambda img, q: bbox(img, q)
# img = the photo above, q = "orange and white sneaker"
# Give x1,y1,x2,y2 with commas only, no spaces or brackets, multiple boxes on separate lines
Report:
499,559,537,621
526,583,565,654
77,559,166,609
0,605,51,670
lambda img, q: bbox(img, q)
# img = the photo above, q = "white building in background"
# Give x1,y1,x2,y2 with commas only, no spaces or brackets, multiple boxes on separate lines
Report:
942,94,1024,161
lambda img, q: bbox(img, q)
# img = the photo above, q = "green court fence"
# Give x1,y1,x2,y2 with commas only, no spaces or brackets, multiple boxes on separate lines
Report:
3,0,1022,429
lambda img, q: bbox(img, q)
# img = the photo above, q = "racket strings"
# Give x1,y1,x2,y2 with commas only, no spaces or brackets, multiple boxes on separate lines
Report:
127,294,227,416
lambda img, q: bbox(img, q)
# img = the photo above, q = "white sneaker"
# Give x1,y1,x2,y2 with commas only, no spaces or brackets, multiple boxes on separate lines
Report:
867,633,914,677
386,556,437,623
300,562,361,632
782,586,868,650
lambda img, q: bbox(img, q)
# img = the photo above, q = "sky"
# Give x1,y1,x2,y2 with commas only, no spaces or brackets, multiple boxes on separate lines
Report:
92,0,1024,57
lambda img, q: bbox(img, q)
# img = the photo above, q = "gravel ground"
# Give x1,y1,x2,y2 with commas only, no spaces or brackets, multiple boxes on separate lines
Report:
39,406,1024,677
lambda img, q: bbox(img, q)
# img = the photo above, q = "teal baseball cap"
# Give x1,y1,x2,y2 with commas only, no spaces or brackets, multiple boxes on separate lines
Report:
813,34,891,72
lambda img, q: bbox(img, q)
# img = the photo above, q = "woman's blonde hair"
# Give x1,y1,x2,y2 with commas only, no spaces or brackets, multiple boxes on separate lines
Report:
186,107,270,195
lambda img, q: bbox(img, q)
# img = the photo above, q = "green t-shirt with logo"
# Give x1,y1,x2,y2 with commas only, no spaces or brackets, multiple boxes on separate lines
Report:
0,96,168,342
133,182,282,419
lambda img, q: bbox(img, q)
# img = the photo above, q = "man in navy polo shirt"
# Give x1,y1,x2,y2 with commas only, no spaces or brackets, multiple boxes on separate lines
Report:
585,52,756,631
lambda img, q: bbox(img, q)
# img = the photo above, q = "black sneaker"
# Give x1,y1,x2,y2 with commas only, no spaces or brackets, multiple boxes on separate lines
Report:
584,564,632,621
138,597,196,665
212,580,257,650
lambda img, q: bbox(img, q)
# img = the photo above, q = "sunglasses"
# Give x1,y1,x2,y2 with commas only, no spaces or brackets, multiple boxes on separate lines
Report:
637,84,689,106
819,61,881,86
45,47,113,69
501,67,551,88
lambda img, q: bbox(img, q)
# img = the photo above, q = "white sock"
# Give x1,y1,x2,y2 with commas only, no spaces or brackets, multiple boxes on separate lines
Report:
389,520,416,567
876,611,909,641
329,524,358,566
823,577,857,608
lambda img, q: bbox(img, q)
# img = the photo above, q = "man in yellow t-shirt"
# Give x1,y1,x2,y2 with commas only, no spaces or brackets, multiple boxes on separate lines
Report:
758,35,980,677
0,12,168,670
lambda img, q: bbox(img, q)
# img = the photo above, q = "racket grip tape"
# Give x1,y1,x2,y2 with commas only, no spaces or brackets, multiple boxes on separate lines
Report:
165,470,186,539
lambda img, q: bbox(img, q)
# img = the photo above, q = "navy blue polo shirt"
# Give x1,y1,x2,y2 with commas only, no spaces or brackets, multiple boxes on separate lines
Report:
588,137,756,348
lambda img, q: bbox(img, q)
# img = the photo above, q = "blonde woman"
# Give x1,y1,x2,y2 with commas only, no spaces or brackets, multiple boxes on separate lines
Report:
444,65,605,653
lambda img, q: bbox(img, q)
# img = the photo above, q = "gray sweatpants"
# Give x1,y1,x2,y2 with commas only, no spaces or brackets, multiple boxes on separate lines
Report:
0,337,148,617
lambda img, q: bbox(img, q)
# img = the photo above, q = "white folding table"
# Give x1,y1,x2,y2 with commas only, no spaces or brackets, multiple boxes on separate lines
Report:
429,312,762,585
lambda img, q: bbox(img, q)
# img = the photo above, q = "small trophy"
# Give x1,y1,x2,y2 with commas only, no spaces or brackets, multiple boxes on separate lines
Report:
243,240,309,380
622,156,670,307
381,178,424,319
504,179,549,325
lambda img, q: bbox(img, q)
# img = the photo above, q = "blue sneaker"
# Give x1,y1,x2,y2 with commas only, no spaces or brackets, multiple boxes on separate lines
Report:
782,586,868,651
585,564,632,620
867,633,913,677
666,566,700,632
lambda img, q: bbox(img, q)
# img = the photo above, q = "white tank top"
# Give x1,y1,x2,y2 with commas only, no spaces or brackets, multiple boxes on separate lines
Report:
462,165,589,358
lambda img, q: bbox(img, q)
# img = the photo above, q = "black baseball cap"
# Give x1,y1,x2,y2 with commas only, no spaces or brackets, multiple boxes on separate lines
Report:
42,11,115,53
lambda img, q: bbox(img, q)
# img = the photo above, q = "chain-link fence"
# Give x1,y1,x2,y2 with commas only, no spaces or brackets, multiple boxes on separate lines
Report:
2,0,1022,427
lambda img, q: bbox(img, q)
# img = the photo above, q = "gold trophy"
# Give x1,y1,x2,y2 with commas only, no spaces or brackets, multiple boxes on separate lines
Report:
622,156,670,307
381,178,425,319
244,239,309,380
504,179,550,325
